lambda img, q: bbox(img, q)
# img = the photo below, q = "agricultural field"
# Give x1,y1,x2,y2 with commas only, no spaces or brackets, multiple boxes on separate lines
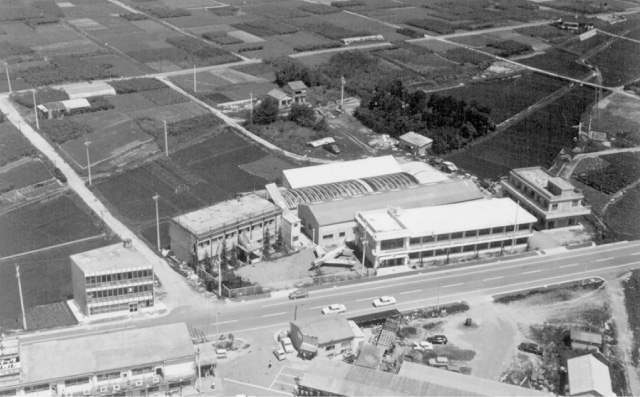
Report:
588,93,640,144
518,48,590,80
437,73,567,124
0,236,117,333
573,152,640,195
587,38,640,87
374,44,456,74
0,159,54,190
446,85,595,179
94,130,294,245
0,193,106,258
0,120,36,167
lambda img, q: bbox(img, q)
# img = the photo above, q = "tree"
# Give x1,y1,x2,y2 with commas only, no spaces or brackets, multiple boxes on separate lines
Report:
276,227,284,249
229,243,238,268
251,97,279,125
288,103,316,127
262,226,271,259
219,239,228,269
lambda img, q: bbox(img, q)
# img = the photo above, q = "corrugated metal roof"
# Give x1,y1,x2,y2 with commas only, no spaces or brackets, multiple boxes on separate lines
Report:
570,329,602,345
399,131,433,147
354,344,385,369
299,360,551,396
301,180,483,227
268,88,290,101
292,315,354,346
567,355,615,397
283,156,402,189
348,309,401,327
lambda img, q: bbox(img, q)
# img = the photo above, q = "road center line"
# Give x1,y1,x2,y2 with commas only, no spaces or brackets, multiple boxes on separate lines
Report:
210,320,238,326
356,297,376,302
559,263,579,268
522,270,541,275
400,289,422,295
483,276,503,281
262,312,286,317
596,258,611,262
442,283,463,288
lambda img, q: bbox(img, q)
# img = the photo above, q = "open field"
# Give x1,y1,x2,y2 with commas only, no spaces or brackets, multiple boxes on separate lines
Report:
0,159,54,190
518,48,590,80
446,85,595,179
0,193,106,258
589,93,640,144
0,236,117,333
605,186,640,240
0,121,36,166
587,38,640,87
574,152,640,195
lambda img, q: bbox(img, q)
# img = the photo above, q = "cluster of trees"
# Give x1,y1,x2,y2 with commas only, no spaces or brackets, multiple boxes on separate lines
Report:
250,97,326,131
354,79,495,154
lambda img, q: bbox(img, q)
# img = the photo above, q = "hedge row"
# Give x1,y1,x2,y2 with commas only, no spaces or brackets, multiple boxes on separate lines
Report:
298,4,341,14
202,32,243,45
119,12,149,21
66,96,115,116
108,78,166,94
166,36,232,58
13,88,69,109
138,6,191,18
238,45,264,53
207,6,238,16
396,27,424,39
294,42,342,52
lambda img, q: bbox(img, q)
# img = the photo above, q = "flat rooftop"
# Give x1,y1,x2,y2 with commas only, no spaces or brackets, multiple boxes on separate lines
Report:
70,243,152,274
358,198,537,236
20,323,193,384
514,167,574,192
173,194,279,235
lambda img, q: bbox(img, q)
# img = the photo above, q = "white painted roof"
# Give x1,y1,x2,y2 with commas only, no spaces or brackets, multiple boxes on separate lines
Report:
400,162,449,185
63,81,116,99
358,198,537,236
283,156,402,189
70,243,152,274
568,355,615,397
399,131,433,147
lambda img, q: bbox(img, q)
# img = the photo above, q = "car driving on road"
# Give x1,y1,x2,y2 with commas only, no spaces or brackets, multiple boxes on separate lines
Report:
372,296,396,307
289,290,309,300
322,304,347,315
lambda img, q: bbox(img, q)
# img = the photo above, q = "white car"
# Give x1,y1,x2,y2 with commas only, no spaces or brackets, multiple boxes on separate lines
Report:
412,341,434,351
322,304,347,315
281,337,294,353
373,296,397,307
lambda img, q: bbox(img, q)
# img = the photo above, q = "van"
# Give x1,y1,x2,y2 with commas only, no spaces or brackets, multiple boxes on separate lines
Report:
216,349,227,359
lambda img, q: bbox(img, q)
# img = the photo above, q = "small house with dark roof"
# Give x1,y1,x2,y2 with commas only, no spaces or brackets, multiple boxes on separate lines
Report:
267,88,292,108
285,80,307,103
290,315,356,359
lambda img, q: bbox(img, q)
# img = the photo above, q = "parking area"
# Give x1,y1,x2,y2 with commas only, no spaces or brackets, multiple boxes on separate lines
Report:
270,365,307,395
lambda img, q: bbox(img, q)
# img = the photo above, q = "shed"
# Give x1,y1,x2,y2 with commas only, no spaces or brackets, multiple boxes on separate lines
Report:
399,131,433,156
571,329,602,352
567,354,615,396
37,98,91,119
267,88,292,107
348,309,402,328
63,81,116,99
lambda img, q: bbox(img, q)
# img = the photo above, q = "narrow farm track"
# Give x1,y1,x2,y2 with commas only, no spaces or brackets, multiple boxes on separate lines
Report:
558,146,640,180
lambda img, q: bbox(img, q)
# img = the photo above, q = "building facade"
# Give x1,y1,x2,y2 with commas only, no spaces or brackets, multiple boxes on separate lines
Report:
290,315,356,360
284,81,307,104
355,198,537,268
0,323,196,397
501,167,591,229
170,194,283,264
70,241,154,317
398,131,433,156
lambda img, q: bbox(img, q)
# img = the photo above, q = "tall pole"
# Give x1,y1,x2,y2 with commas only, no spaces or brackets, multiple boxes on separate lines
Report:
437,284,441,312
197,348,202,392
582,262,588,285
5,63,11,93
218,258,221,298
294,304,298,321
250,93,253,121
32,90,39,130
511,201,520,254
16,264,27,330
193,65,197,93
340,76,345,109
361,231,367,277
163,120,168,156
153,193,160,252
84,141,92,186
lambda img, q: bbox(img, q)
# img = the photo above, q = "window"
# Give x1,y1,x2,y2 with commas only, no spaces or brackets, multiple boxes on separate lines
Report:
464,230,477,238
435,249,447,257
490,241,502,248
503,239,513,247
476,243,488,250
132,366,154,375
422,250,433,257
491,227,504,234
478,228,491,236
518,224,529,231
450,232,463,240
85,277,91,285
435,233,449,241
293,236,298,241
339,232,346,237
325,345,335,351
572,200,579,207
0,389,16,396
410,237,422,245
380,238,404,251
516,237,529,245
322,234,333,240
24,384,49,393
423,235,435,243
97,372,120,382
449,246,461,254
551,203,558,210
463,245,475,252
568,218,575,226
341,342,351,348
64,377,90,387
505,225,515,232
409,252,420,259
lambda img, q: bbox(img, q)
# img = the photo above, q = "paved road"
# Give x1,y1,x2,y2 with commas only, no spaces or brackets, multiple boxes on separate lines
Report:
17,240,640,345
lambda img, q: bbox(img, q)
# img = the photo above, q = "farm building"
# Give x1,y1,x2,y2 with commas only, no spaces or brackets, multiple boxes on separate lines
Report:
37,98,90,119
570,329,602,352
297,179,483,245
567,354,615,397
284,80,307,103
0,323,197,397
70,241,154,317
355,198,537,268
169,194,284,264
63,81,116,99
501,167,591,229
398,132,433,156
282,156,402,190
267,88,292,108
297,359,550,396
290,315,356,360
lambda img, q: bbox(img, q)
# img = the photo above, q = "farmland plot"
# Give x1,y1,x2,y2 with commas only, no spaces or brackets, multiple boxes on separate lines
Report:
605,186,640,240
587,38,640,86
574,152,640,195
518,48,590,80
127,101,209,123
0,159,54,190
0,121,36,167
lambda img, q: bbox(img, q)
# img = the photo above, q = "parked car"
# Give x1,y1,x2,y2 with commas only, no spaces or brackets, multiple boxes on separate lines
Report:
216,349,227,359
281,337,294,353
372,296,397,307
273,348,286,361
412,341,434,351
428,356,449,368
518,342,543,355
323,143,341,154
322,304,347,315
427,335,448,345
289,290,309,300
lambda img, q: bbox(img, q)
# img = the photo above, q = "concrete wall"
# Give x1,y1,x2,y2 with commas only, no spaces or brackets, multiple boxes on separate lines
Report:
70,259,88,315
169,219,195,264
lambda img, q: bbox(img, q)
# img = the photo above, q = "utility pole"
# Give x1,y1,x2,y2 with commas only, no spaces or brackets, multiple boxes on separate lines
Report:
16,264,27,330
361,231,367,277
294,304,298,321
153,193,160,252
340,76,345,109
84,141,92,186
163,120,168,156
218,258,222,298
250,92,253,121
197,348,202,393
32,90,39,130
582,262,588,285
5,63,11,93
436,284,442,312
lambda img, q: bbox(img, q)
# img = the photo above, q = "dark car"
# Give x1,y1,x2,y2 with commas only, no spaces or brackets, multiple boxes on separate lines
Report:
518,342,543,355
427,335,448,345
289,290,309,300
323,143,341,154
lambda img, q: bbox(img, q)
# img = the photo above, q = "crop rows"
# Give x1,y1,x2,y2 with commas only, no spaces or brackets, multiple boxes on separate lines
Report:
127,102,209,123
575,152,640,194
140,88,189,106
233,20,299,37
106,92,157,112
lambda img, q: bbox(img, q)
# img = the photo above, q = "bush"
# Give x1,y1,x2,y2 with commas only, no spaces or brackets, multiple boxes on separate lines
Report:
108,78,166,94
53,167,67,183
331,0,365,7
238,45,263,53
202,32,243,45
397,326,418,338
487,40,532,57
138,6,191,18
396,27,424,39
119,12,148,21
166,114,222,136
288,103,316,127
207,6,238,16
299,4,341,14
40,119,92,144
19,57,118,86
13,88,69,109
232,20,298,36
251,97,279,125
406,19,457,35
294,42,342,52
166,36,232,59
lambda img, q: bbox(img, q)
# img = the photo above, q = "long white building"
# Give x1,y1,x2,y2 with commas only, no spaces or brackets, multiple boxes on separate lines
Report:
355,198,537,268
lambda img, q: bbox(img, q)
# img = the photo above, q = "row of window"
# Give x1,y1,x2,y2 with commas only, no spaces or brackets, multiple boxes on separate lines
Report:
322,231,346,240
88,284,153,299
325,342,351,351
507,181,582,211
65,377,90,387
196,219,276,248
89,300,153,315
407,238,529,260
85,269,152,285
